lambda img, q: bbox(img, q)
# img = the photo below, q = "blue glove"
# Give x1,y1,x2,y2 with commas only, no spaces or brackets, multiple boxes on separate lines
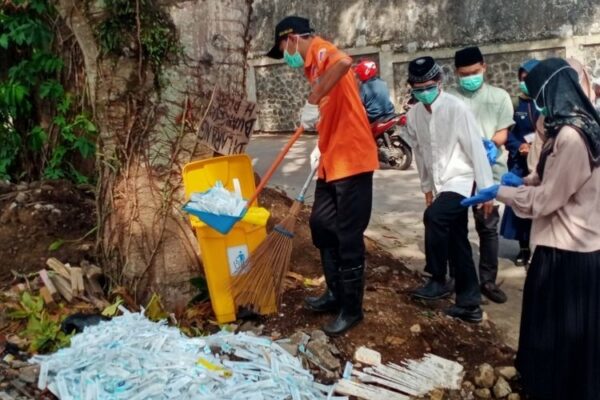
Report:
501,172,524,187
483,139,498,166
460,185,500,207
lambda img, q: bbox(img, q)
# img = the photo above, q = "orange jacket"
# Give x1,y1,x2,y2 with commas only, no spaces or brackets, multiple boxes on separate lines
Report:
304,37,378,182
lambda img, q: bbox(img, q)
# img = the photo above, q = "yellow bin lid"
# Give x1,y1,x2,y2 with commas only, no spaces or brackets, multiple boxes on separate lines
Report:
182,155,269,228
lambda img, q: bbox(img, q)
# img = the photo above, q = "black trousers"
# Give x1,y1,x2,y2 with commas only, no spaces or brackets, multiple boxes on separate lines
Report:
424,192,480,307
473,205,500,284
309,172,373,267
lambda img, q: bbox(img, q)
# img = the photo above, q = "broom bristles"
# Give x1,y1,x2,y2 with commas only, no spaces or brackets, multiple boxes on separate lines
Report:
231,204,301,312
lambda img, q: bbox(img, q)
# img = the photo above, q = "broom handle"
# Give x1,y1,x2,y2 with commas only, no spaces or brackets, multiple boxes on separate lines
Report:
296,164,318,203
246,126,305,207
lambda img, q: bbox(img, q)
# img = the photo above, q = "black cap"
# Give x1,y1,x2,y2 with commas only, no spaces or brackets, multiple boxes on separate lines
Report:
267,16,314,59
408,56,442,84
455,46,484,68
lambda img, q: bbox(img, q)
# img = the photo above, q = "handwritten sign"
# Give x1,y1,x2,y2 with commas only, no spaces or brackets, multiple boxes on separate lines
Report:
197,89,257,155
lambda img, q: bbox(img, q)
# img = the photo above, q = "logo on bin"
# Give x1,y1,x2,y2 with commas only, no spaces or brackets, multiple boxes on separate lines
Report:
227,245,249,276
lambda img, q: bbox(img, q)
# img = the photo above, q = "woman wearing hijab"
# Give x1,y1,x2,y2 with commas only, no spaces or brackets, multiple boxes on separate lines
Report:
500,59,540,266
526,58,595,173
462,57,600,400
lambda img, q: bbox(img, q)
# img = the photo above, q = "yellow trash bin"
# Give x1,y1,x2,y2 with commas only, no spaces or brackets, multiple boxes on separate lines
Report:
182,155,277,323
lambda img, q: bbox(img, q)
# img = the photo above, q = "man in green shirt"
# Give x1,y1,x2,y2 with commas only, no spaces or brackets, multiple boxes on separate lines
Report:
448,46,514,304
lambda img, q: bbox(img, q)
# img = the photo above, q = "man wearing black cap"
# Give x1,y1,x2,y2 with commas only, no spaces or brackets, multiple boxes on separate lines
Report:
448,46,514,304
266,16,378,335
402,56,495,322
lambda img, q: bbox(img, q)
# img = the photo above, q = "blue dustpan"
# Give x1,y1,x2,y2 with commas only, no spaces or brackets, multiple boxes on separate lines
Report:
183,203,248,235
184,126,305,234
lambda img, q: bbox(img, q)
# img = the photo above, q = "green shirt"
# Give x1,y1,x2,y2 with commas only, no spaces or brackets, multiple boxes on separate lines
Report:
448,83,514,182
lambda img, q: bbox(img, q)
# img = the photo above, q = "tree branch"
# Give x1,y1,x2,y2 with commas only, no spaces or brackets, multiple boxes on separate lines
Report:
54,0,99,111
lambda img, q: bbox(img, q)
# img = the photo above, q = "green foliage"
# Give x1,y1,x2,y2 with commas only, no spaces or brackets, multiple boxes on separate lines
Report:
8,291,72,353
23,311,72,353
0,1,97,182
101,296,123,317
48,238,65,251
96,0,180,77
145,293,169,321
8,291,44,319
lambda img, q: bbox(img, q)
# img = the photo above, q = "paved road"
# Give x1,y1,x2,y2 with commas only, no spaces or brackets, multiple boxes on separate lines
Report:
247,134,526,348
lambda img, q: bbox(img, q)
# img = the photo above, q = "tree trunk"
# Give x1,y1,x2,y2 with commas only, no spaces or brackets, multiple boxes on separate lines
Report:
55,0,253,308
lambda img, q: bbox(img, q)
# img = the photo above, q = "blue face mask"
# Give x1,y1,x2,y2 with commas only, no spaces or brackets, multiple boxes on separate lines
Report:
459,73,484,92
283,38,304,68
412,85,440,105
519,81,529,96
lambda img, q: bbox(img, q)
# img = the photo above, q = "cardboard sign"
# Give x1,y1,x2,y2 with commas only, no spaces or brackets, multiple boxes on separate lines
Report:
197,89,258,155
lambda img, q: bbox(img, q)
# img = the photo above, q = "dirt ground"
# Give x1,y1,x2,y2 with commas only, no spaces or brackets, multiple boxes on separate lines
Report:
258,188,516,381
0,181,519,398
0,180,96,283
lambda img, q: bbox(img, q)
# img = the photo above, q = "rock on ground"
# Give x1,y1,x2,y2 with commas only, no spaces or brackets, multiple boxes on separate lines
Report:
429,388,445,400
305,340,341,371
493,376,512,398
474,387,492,399
17,365,39,384
496,365,518,380
474,363,496,388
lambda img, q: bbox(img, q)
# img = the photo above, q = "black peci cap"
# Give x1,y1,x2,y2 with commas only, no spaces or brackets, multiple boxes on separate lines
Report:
266,16,314,59
408,56,442,84
455,46,484,68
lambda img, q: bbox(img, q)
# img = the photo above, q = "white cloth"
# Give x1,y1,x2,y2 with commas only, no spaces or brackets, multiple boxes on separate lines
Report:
310,145,320,170
300,101,320,130
402,91,494,198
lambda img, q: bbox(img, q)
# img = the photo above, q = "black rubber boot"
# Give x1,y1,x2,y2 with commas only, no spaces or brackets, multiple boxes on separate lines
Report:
304,248,341,313
322,264,364,336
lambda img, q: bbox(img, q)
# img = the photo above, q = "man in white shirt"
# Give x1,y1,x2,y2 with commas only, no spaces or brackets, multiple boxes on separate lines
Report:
403,56,495,322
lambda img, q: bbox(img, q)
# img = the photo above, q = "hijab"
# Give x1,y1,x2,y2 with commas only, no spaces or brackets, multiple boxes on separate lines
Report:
524,58,600,179
566,58,595,103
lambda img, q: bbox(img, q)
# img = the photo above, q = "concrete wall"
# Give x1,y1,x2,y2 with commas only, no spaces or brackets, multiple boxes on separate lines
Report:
248,0,600,132
253,53,379,131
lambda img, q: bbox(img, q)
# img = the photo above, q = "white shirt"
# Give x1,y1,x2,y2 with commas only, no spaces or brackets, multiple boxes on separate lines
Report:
402,91,494,198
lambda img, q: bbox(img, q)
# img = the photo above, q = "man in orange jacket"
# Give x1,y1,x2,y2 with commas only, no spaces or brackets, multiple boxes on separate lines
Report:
267,16,378,335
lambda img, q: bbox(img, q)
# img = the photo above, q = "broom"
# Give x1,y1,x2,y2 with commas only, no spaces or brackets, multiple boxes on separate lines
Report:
232,163,318,311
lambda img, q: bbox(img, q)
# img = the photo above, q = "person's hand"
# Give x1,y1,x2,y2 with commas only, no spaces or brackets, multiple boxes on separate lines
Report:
482,200,494,218
518,143,530,155
300,101,320,130
460,185,500,207
483,139,498,165
501,172,524,187
424,191,433,207
310,145,320,170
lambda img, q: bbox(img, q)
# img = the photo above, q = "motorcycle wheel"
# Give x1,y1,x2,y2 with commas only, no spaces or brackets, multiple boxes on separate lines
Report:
384,140,412,170
395,143,412,170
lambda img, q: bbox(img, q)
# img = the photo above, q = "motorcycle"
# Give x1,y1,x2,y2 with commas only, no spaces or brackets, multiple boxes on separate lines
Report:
371,114,413,170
